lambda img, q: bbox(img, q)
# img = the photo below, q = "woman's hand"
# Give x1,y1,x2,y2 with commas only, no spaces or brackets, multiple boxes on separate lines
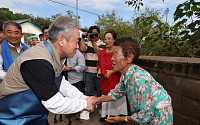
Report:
105,116,125,123
97,69,104,79
104,70,112,78
92,96,102,106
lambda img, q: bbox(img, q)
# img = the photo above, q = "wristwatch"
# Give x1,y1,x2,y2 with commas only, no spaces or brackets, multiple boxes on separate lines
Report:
125,116,128,122
70,67,73,71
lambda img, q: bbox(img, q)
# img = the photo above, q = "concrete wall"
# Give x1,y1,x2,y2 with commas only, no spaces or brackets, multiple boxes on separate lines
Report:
138,56,200,125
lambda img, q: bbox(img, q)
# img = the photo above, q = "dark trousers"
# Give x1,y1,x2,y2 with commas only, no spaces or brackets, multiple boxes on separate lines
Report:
72,81,85,94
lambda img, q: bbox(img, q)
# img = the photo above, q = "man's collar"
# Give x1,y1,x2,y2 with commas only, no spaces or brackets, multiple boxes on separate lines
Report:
7,42,22,49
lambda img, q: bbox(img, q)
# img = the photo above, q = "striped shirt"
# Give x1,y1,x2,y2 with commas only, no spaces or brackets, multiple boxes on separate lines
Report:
85,39,106,73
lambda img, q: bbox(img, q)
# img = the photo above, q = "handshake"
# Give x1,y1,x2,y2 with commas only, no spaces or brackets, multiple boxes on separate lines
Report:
85,96,102,112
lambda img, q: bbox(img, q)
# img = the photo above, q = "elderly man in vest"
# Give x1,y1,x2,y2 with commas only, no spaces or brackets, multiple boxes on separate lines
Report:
0,21,28,83
0,16,95,125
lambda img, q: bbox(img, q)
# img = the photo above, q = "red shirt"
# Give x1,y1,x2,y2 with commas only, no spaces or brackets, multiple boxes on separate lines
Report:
97,49,121,95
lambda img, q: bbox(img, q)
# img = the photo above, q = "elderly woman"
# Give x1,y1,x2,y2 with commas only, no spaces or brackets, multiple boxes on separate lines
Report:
97,29,127,121
95,37,173,124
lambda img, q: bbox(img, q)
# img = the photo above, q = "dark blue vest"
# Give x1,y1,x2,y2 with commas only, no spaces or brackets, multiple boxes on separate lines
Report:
0,41,63,125
0,75,63,125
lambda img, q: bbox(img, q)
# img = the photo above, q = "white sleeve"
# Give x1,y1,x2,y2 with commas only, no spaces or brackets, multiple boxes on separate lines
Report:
41,92,87,114
0,55,6,80
59,76,83,99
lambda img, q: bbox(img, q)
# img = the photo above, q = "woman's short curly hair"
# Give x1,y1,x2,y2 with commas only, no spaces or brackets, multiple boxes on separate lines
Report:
104,29,117,40
114,37,140,64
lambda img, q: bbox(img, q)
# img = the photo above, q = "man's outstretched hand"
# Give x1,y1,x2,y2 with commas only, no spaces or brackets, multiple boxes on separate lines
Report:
92,96,102,106
85,96,96,112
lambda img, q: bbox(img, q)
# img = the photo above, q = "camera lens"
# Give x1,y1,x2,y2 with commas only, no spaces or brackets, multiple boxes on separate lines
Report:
89,34,94,39
82,34,88,38
94,33,98,37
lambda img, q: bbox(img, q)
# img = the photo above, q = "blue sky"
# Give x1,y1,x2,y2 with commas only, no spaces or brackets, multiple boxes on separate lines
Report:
1,0,188,28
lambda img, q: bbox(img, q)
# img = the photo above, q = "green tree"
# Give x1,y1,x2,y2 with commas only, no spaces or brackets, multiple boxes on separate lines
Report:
0,8,82,29
0,8,31,21
0,8,51,28
81,26,89,32
66,10,80,20
131,7,177,56
94,8,177,56
125,0,164,10
50,13,62,20
33,16,52,28
173,0,200,57
34,10,81,28
131,8,162,43
95,10,134,40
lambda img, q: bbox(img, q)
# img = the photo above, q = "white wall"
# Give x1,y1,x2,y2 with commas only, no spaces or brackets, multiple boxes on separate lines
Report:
20,22,42,43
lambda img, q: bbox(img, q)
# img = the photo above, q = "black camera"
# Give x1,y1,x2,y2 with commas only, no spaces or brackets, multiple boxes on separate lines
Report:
82,33,98,39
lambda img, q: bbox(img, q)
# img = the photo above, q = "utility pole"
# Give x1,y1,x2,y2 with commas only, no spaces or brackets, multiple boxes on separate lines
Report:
76,0,78,21
166,8,169,23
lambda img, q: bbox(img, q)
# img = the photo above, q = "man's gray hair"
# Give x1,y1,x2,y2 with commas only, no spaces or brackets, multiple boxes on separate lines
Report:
3,21,22,33
48,16,80,42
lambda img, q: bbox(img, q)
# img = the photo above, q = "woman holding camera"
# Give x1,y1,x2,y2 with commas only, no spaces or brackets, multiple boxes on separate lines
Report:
97,29,128,122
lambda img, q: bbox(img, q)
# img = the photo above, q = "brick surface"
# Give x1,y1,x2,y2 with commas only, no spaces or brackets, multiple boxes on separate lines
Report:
174,64,183,74
180,79,200,101
180,97,200,120
138,56,200,124
168,91,182,112
165,76,182,94
174,112,199,125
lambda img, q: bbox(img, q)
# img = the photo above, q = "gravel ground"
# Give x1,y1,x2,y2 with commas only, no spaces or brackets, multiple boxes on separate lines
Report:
47,108,131,125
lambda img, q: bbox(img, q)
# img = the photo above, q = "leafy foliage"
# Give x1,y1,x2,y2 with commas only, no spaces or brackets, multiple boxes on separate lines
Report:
1,0,200,58
33,16,52,28
0,8,52,28
125,0,164,10
95,10,134,40
131,8,181,56
174,0,200,57
121,0,200,57
0,8,31,21
0,8,80,28
94,6,199,57
66,10,80,20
